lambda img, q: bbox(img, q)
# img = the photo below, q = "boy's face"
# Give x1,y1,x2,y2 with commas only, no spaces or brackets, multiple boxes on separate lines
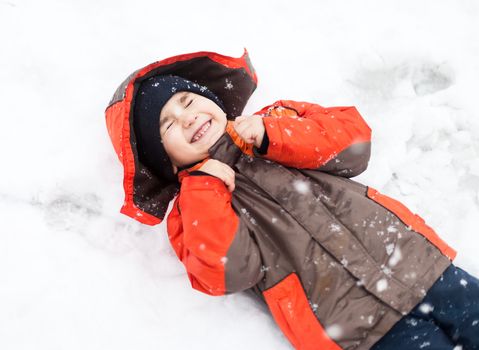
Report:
159,91,227,173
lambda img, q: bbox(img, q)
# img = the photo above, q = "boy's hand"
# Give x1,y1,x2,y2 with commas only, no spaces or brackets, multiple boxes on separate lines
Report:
198,159,236,192
233,115,265,148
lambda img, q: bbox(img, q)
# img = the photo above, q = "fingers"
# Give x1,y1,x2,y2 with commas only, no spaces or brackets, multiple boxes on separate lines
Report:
224,175,235,192
234,123,253,142
234,115,248,124
233,117,254,139
233,117,263,145
198,159,236,192
219,162,235,192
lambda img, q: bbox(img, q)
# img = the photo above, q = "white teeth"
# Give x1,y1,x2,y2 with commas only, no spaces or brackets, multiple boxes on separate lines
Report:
191,121,211,143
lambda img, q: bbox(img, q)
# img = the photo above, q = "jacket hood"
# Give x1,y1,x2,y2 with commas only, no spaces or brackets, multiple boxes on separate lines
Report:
105,48,258,225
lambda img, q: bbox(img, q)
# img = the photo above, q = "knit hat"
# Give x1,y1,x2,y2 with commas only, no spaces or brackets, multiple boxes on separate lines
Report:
133,75,226,181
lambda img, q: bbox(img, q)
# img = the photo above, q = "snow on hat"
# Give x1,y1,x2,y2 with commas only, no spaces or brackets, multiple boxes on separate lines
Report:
133,75,226,181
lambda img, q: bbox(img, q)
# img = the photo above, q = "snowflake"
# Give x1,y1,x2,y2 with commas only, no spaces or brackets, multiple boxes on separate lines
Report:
387,225,398,233
330,223,342,233
406,318,418,326
224,78,234,90
240,207,257,225
260,265,270,272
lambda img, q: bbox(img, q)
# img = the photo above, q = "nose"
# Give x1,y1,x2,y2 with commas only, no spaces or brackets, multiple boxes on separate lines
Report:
181,113,197,128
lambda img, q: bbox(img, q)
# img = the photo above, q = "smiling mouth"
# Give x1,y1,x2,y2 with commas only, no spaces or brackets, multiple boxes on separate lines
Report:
191,120,211,143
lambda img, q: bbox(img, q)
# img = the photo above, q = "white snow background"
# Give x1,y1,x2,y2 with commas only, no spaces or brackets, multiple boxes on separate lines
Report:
1,0,479,349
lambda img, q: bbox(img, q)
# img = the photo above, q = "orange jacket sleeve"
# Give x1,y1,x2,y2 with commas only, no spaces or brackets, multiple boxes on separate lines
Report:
167,175,264,296
254,100,372,178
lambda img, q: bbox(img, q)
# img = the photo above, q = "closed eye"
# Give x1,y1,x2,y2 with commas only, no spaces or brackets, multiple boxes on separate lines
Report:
164,99,193,134
164,119,174,134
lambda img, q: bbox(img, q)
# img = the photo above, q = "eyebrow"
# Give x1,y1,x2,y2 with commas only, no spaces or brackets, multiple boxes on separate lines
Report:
159,93,189,130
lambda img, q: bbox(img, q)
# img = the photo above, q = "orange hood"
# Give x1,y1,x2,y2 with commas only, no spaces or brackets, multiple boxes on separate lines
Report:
104,49,258,225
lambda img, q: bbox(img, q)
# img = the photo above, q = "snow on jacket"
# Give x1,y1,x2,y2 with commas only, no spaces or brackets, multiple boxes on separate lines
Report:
105,50,456,350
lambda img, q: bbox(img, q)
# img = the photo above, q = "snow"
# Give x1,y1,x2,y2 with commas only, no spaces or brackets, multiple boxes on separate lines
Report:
309,302,319,312
376,278,389,292
419,341,431,348
1,1,479,349
386,243,395,255
325,324,343,340
388,246,402,267
407,318,419,327
292,179,310,194
418,303,435,315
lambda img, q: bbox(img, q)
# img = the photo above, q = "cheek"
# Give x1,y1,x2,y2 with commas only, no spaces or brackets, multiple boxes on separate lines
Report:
197,101,217,114
164,129,194,151
162,132,180,151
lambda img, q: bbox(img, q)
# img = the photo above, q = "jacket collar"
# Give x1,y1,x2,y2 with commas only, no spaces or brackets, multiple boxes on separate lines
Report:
178,121,254,182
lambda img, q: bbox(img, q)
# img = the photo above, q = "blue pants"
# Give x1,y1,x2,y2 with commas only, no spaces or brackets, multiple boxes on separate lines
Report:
371,264,479,350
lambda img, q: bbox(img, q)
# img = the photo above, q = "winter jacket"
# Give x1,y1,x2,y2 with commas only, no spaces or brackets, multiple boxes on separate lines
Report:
105,50,456,350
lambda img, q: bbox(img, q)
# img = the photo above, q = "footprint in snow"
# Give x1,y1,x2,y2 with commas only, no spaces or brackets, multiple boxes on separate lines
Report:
411,62,454,96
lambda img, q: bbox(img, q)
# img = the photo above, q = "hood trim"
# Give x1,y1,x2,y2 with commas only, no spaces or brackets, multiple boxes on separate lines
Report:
105,49,257,225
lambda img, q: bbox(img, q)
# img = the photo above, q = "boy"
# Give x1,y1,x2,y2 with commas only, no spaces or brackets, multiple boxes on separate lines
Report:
105,50,479,350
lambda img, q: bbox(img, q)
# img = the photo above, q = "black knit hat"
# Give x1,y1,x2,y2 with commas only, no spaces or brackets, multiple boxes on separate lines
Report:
133,75,226,181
